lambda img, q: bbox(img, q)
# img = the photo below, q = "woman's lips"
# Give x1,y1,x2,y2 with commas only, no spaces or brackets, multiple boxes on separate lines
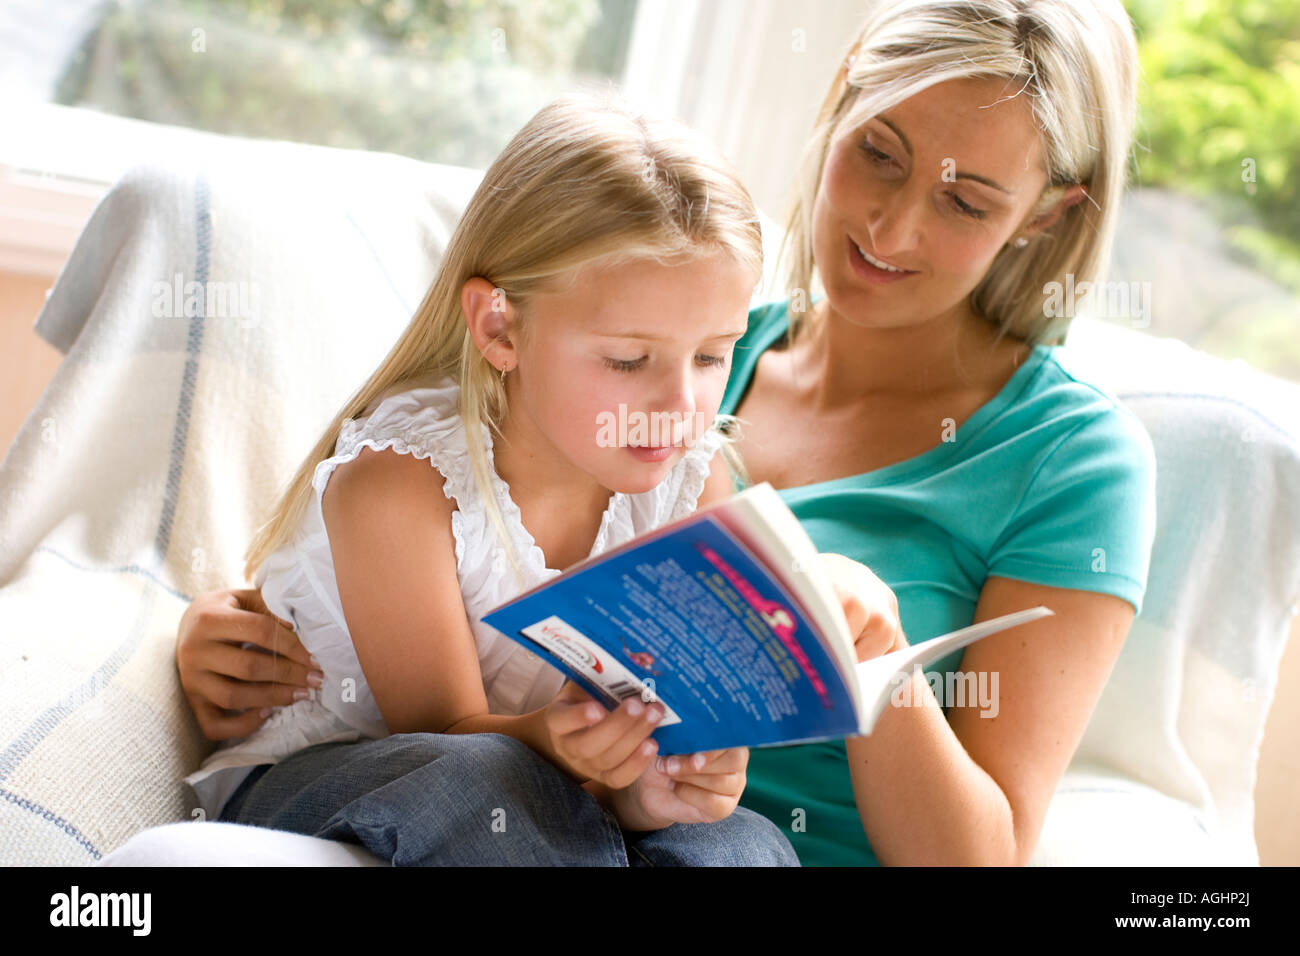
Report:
847,236,917,285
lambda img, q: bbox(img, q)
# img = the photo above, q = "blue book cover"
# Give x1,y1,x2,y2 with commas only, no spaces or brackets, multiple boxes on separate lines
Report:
482,513,861,754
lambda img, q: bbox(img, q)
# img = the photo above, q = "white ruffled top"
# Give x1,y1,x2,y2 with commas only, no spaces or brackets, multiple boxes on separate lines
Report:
185,374,726,818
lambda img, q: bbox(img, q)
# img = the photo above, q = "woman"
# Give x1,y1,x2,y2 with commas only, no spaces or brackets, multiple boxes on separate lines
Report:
173,0,1154,866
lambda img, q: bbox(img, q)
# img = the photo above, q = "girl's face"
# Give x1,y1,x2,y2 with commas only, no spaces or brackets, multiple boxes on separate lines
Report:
812,75,1074,330
494,252,755,496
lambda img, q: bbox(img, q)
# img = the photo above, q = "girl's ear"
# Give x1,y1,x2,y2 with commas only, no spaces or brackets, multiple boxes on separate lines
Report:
462,277,518,371
1017,183,1087,242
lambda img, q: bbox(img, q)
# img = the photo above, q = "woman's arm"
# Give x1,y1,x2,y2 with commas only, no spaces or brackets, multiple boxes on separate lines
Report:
176,588,319,740
844,577,1135,866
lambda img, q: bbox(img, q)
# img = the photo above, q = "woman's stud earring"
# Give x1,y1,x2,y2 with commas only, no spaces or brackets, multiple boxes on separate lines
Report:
1013,236,1029,249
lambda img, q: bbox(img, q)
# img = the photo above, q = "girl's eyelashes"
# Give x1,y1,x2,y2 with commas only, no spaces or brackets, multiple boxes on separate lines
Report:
602,354,729,373
603,356,647,373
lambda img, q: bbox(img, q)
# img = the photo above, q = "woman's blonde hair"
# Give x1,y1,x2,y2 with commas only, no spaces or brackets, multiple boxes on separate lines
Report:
780,0,1139,345
244,89,763,585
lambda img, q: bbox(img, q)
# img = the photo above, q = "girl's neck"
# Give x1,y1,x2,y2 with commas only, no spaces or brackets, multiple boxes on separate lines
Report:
490,384,615,522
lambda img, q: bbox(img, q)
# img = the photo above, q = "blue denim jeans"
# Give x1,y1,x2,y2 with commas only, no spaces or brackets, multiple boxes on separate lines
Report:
219,732,799,866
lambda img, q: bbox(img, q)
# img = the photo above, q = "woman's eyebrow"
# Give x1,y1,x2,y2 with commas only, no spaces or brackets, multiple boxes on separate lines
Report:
877,116,914,156
875,116,1012,194
953,169,1012,194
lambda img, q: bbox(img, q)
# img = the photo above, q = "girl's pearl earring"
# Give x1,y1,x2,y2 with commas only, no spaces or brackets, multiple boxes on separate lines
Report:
1013,236,1029,249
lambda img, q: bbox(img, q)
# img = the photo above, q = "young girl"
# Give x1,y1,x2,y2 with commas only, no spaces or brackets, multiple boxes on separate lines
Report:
181,91,806,866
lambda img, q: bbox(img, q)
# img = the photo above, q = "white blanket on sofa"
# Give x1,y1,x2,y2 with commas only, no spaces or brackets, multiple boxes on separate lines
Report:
0,137,480,863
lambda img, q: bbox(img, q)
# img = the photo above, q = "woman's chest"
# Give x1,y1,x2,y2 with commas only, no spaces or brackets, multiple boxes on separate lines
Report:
729,333,1027,490
732,377,982,490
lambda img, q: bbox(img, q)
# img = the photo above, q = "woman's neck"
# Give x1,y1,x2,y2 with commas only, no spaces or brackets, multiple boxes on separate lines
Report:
789,298,1019,411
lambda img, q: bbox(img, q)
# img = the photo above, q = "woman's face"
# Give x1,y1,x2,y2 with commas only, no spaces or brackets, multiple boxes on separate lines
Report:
813,75,1064,331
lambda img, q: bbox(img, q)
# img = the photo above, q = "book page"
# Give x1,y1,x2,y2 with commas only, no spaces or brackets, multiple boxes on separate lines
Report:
854,606,1055,734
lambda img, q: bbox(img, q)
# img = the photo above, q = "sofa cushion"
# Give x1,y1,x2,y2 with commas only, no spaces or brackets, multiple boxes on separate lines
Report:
1046,317,1300,864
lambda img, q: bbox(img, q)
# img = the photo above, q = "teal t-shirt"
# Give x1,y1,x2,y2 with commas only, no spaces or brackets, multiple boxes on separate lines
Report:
721,300,1158,866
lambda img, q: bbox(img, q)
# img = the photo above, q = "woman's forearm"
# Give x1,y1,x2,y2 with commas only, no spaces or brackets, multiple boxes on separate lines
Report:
846,665,1021,866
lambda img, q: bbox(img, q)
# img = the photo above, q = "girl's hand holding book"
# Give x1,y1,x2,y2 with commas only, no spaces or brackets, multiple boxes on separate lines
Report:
609,747,750,832
543,681,665,788
544,683,749,831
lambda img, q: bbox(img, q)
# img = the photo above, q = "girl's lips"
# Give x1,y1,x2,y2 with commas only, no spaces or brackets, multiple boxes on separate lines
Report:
627,445,676,463
847,236,917,285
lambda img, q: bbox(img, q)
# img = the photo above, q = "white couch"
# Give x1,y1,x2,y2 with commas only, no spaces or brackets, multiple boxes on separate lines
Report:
1,131,1296,866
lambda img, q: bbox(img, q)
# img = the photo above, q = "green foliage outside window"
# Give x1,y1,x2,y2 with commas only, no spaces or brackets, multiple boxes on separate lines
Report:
55,0,632,169
1127,0,1300,291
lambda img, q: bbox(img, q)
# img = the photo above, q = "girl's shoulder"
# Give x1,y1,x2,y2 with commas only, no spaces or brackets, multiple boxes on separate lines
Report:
318,374,470,499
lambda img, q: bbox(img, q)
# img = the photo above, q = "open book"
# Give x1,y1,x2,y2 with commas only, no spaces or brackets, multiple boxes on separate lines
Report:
482,483,1052,754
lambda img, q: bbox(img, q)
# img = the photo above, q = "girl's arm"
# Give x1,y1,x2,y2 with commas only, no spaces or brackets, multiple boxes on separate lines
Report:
174,445,813,742
844,578,1135,866
321,446,658,786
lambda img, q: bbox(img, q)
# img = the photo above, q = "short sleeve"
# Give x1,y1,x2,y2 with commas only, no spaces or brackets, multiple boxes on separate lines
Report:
986,406,1157,614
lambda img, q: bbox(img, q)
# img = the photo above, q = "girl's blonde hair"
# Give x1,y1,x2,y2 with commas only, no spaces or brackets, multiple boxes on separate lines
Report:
780,0,1139,345
244,89,763,586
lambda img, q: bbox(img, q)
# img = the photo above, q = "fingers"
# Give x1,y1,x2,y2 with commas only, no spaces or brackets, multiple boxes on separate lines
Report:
656,749,751,821
660,770,746,796
545,683,607,736
191,698,270,742
232,609,313,670
561,697,664,767
655,747,747,781
662,781,741,821
599,737,661,790
190,589,309,666
232,586,273,616
853,608,902,661
819,553,902,662
198,672,309,712
206,640,317,689
186,590,315,677
547,686,668,787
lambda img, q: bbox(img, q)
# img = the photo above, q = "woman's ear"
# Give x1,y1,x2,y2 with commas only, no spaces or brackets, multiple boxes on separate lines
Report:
462,277,518,372
1017,183,1088,242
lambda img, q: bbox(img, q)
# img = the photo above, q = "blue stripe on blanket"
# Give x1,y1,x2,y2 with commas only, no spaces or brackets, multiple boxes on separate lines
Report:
0,172,213,860
0,786,101,857
155,173,211,558
31,545,193,604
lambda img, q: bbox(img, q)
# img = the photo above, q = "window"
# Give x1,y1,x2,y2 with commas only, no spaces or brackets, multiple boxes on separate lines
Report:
15,0,638,171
